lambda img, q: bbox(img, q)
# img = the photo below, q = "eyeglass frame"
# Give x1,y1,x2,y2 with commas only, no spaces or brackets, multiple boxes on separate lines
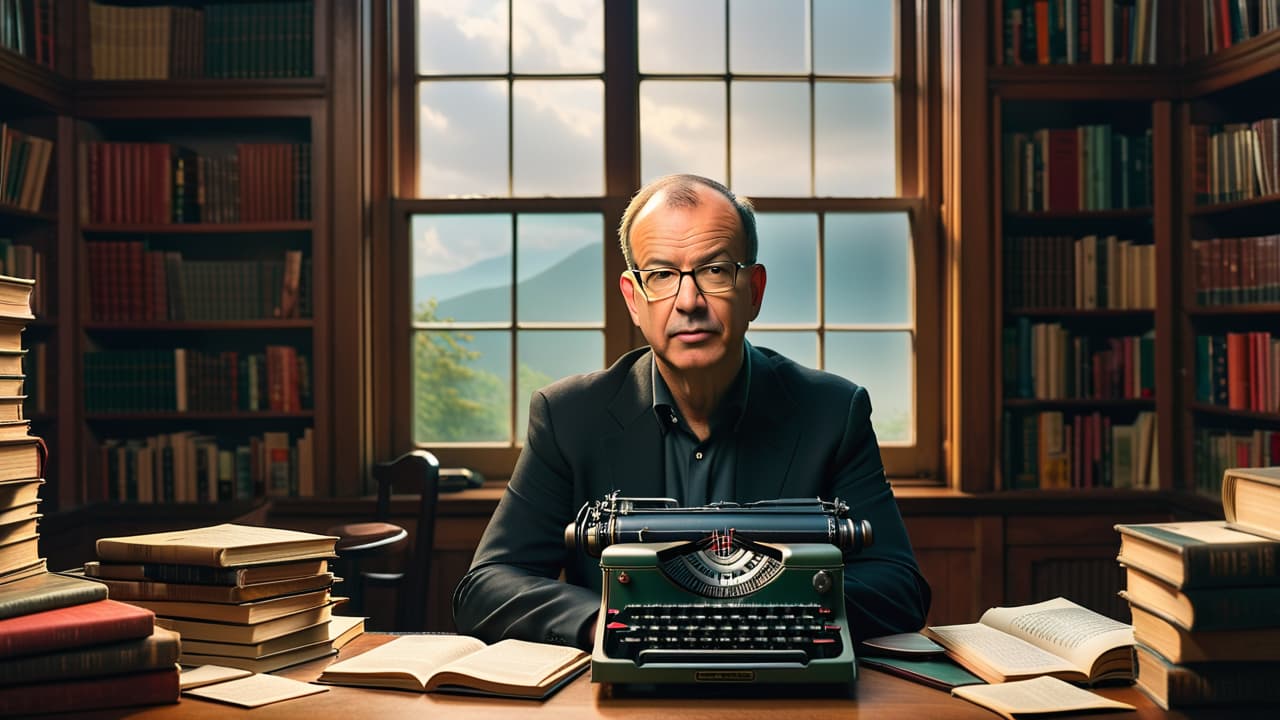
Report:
627,260,756,302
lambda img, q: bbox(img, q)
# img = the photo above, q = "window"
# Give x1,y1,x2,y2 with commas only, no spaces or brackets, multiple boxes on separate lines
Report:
392,0,939,479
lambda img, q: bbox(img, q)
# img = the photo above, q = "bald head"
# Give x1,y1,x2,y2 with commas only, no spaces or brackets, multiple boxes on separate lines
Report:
618,174,758,269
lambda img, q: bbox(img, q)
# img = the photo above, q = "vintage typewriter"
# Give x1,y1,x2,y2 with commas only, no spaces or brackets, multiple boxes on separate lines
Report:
566,493,872,686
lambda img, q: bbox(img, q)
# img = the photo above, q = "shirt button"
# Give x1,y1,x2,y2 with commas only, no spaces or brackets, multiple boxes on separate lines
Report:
695,452,704,460
670,415,678,424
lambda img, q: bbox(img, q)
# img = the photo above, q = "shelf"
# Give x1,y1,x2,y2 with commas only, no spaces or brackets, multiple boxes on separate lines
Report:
1188,305,1280,317
1003,398,1155,410
74,78,328,117
1190,404,1280,423
0,47,70,113
85,411,314,421
1005,308,1154,319
1185,30,1280,96
989,65,1178,100
0,204,56,223
1005,209,1151,221
81,221,313,234
85,320,313,332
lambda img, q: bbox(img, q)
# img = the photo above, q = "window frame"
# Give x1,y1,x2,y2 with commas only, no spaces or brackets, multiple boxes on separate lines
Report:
388,0,941,482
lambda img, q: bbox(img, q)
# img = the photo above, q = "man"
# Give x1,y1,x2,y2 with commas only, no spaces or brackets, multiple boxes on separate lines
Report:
453,174,930,650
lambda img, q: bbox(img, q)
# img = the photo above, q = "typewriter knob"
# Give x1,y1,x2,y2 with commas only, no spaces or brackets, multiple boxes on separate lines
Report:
812,570,833,594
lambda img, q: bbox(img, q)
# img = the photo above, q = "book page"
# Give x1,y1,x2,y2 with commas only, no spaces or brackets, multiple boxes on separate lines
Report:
184,673,328,708
926,623,1078,679
434,638,588,688
952,676,1134,720
320,635,487,687
979,597,1133,674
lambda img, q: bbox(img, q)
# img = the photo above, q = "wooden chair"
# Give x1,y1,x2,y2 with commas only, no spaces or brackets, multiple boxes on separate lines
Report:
326,450,440,631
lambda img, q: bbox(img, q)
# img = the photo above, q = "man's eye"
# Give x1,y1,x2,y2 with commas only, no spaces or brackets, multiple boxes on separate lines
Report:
703,265,725,276
649,270,676,281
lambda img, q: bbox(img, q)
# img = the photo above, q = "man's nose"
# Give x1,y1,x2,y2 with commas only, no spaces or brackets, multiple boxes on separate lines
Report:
673,272,706,312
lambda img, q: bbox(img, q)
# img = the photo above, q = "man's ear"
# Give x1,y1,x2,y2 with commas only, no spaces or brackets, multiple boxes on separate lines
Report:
748,263,767,321
619,272,643,326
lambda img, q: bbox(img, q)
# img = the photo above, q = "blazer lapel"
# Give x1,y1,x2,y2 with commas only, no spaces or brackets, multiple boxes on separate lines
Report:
735,348,802,501
602,351,665,499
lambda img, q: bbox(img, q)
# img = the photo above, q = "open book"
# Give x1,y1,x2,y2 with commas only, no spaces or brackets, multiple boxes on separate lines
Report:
922,597,1133,684
315,635,588,700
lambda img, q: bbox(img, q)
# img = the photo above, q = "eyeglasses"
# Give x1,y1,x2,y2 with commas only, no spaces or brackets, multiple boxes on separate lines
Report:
629,260,753,301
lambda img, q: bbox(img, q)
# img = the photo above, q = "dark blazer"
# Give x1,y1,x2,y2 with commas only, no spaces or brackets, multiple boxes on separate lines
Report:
453,345,931,649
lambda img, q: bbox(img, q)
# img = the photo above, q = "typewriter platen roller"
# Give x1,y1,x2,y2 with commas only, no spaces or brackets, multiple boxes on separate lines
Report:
566,494,872,687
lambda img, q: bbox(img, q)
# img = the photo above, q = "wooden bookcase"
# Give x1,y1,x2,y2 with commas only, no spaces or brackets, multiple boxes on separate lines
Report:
0,0,335,511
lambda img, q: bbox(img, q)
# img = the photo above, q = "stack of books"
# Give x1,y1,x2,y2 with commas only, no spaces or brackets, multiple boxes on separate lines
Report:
0,273,181,716
85,523,361,672
1115,466,1280,710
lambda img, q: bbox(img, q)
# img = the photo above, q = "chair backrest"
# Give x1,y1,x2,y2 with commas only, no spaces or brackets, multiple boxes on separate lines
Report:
372,450,440,631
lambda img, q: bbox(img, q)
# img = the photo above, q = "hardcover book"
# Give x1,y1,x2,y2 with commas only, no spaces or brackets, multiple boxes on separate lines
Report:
922,597,1133,684
1130,603,1280,663
154,600,335,643
0,598,155,659
0,625,179,686
125,587,330,624
1116,520,1280,588
316,635,589,700
84,557,327,586
96,523,337,567
1221,466,1280,541
0,572,107,620
75,570,334,604
1120,565,1280,630
0,667,179,716
1134,643,1280,710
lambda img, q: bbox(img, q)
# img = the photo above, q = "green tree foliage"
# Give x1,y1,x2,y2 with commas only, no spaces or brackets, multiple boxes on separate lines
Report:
413,300,507,442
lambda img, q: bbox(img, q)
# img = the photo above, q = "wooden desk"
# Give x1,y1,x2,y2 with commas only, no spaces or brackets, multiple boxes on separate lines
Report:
62,634,1268,720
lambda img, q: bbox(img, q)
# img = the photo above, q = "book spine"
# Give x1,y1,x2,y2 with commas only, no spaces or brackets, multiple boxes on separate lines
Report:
0,668,178,716
0,585,107,622
0,603,156,659
95,540,225,567
1186,585,1280,628
0,628,179,685
1185,543,1280,587
1166,661,1280,705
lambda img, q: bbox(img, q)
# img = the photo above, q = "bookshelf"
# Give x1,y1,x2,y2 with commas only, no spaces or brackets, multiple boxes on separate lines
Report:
1177,26,1280,501
990,1,1179,494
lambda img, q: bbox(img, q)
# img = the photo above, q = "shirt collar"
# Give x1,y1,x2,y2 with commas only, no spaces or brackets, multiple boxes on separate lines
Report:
650,344,753,436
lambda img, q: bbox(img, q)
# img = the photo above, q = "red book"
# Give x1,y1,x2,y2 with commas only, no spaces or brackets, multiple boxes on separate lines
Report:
1047,129,1080,211
0,667,178,716
1090,0,1105,63
1227,332,1249,410
0,599,154,660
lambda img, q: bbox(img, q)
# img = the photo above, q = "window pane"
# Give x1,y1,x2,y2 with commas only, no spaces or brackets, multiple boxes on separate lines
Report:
414,330,511,443
815,82,896,197
418,81,508,197
516,330,603,440
753,213,817,325
729,0,809,74
640,81,726,185
513,80,604,196
747,331,817,369
814,0,893,75
417,0,508,74
730,81,809,196
516,214,604,323
412,214,512,323
638,0,725,74
512,0,603,73
825,331,912,443
824,212,910,325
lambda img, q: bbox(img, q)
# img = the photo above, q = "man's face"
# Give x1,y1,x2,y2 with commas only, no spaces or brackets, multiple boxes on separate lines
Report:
619,186,766,377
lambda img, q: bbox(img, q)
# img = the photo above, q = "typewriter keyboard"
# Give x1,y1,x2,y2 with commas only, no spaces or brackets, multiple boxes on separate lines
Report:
602,603,844,665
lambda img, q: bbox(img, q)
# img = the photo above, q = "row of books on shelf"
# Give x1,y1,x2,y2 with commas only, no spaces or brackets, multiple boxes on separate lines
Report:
1003,321,1154,400
1003,126,1153,212
0,238,44,315
87,0,314,80
84,346,310,414
19,340,45,415
92,428,315,504
1193,331,1280,412
1198,0,1280,54
0,0,52,69
1001,0,1161,66
1190,427,1280,497
1004,233,1155,310
1192,119,1280,205
1115,467,1280,708
0,122,53,214
1191,235,1280,305
1002,409,1157,490
82,141,312,225
87,245,309,322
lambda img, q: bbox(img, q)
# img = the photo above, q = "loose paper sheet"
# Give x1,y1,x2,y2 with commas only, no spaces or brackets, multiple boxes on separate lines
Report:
179,665,253,690
184,673,329,708
952,676,1134,720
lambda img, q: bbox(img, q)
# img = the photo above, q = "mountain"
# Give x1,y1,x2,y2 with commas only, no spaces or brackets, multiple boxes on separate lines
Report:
428,244,601,322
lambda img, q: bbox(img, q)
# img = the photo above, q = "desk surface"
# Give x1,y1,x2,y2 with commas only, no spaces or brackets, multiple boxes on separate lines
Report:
64,634,1266,720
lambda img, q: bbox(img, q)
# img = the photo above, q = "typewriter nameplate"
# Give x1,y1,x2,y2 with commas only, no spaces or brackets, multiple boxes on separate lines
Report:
694,670,755,682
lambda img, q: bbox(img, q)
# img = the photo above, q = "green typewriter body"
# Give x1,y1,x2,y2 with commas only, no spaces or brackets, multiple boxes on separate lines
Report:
569,495,872,687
